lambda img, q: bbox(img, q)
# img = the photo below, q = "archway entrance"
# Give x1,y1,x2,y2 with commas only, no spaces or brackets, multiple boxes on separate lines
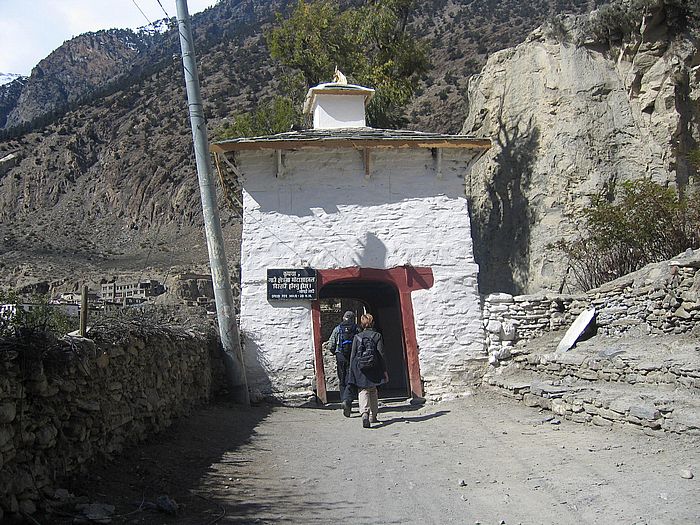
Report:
318,280,408,401
311,267,434,404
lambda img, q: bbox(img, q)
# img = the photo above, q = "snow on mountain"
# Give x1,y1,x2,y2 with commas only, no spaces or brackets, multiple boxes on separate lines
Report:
137,18,171,38
0,73,24,86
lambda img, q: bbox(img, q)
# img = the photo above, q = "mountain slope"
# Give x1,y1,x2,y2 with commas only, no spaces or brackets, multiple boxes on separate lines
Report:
0,0,608,292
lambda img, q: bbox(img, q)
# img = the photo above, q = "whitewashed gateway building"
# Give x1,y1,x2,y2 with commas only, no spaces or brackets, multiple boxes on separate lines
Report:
212,82,490,403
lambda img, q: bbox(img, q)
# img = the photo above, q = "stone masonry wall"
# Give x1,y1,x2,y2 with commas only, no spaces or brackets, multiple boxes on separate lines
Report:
0,328,218,519
483,253,700,361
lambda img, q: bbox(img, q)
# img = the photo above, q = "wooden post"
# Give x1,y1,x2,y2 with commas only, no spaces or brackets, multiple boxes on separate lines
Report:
79,285,88,337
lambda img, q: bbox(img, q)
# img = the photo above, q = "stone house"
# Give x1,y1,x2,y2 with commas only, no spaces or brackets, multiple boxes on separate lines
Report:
212,82,490,402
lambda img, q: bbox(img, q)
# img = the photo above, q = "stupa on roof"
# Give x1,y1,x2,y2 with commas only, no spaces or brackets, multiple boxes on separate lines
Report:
212,75,491,403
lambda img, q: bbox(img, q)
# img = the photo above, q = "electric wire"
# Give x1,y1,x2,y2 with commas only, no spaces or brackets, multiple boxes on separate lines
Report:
155,0,170,19
131,0,153,26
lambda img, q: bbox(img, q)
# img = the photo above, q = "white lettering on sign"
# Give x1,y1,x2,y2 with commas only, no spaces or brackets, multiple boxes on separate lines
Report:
267,269,318,300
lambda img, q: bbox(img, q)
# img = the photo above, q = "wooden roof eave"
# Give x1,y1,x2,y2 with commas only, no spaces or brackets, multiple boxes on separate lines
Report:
210,138,492,154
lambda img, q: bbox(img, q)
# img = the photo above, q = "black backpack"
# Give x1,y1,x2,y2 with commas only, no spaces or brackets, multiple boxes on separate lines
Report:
337,323,356,356
357,334,378,371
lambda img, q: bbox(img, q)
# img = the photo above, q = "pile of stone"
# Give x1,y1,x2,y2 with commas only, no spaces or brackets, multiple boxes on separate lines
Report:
0,327,219,520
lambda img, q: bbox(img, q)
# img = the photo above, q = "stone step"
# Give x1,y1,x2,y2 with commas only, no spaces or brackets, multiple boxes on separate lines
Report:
484,368,700,436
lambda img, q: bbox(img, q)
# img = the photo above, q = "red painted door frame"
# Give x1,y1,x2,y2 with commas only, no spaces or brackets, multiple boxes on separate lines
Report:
311,266,434,403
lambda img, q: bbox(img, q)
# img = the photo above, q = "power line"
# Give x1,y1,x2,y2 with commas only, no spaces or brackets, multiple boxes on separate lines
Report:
131,0,153,26
155,0,171,19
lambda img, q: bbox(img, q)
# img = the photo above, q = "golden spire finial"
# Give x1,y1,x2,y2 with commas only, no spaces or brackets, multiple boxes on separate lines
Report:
333,66,348,85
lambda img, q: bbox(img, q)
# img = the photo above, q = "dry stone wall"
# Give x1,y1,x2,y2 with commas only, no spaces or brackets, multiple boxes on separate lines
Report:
0,328,219,519
482,252,700,435
487,336,700,435
483,252,700,359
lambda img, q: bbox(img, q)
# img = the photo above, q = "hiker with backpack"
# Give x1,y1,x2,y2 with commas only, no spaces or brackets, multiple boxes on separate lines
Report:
324,311,360,416
347,313,389,428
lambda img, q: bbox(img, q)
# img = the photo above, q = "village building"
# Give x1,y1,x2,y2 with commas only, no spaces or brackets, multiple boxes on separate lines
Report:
100,279,165,302
53,291,99,304
212,80,491,403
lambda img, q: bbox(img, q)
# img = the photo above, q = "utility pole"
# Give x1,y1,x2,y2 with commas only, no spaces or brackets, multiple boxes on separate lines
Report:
175,0,249,405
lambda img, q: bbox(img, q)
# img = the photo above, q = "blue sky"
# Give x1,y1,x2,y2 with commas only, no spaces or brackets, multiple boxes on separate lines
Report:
0,0,218,76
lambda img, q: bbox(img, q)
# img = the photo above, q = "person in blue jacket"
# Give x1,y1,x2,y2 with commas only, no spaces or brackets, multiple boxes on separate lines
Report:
324,311,359,416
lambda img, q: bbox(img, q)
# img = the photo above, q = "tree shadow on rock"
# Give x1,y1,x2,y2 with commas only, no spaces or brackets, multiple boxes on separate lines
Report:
469,111,540,295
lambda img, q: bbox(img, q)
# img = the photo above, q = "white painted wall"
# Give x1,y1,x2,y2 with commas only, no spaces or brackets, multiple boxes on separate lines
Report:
236,147,485,401
312,94,367,129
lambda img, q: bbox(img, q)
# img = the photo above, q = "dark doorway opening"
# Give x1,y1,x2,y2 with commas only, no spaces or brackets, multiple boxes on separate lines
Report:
319,280,409,401
312,267,433,404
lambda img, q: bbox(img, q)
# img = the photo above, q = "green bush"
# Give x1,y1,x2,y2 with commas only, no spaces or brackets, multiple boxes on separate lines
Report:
0,290,75,339
585,0,700,46
266,0,429,129
215,96,298,139
556,179,700,290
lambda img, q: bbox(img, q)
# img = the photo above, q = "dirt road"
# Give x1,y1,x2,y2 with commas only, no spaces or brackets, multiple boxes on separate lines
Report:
47,394,698,524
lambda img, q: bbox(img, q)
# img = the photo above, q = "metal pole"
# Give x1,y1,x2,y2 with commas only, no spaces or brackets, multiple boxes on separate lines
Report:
175,0,249,405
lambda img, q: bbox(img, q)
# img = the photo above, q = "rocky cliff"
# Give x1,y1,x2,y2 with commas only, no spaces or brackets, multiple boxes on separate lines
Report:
3,29,159,129
0,77,27,128
463,3,700,295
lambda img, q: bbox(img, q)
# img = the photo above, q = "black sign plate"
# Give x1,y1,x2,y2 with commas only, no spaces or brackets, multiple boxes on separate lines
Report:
267,269,318,300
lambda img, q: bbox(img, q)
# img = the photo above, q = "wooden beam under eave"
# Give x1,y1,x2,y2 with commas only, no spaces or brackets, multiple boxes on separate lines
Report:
432,147,443,179
276,149,285,178
363,148,371,179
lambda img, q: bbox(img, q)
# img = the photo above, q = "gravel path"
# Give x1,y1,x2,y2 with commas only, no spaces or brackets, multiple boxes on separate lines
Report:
49,394,699,524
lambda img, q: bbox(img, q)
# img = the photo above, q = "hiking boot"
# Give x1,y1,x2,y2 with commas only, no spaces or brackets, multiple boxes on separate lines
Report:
342,400,351,418
362,413,370,428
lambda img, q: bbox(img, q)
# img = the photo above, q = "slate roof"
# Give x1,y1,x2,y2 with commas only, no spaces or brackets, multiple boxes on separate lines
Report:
210,127,491,153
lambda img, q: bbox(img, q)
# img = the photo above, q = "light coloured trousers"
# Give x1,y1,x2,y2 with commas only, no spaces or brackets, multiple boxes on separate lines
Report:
358,387,378,417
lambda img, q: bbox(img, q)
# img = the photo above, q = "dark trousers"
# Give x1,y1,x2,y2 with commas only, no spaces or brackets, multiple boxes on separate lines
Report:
336,353,357,403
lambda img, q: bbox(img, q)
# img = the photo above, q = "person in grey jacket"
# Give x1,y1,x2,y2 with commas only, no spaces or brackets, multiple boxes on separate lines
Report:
346,313,388,428
323,311,359,416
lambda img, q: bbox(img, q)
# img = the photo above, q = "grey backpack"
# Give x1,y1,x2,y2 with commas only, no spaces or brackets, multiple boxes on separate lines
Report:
357,334,378,370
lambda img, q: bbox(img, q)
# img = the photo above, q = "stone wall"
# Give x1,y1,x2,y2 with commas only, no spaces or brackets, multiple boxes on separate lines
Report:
486,337,700,435
483,252,700,360
514,348,700,390
0,328,219,519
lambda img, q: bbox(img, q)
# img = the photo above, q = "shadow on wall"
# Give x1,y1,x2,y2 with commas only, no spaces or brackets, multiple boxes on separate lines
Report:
240,331,275,401
469,111,539,295
355,232,388,269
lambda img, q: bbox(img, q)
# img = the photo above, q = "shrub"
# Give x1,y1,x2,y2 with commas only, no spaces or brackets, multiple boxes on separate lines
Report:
0,290,75,339
214,95,298,139
555,179,700,290
584,0,700,46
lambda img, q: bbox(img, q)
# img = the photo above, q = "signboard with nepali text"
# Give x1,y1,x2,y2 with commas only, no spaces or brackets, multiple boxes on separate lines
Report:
267,269,318,300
